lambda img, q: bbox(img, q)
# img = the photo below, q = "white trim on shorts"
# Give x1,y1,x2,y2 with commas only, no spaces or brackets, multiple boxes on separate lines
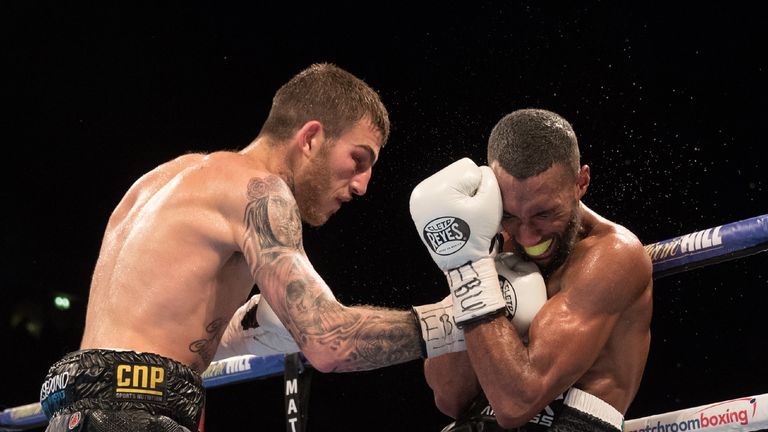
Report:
564,388,624,431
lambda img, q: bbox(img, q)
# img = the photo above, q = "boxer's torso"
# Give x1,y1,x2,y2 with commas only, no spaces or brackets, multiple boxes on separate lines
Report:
80,152,272,372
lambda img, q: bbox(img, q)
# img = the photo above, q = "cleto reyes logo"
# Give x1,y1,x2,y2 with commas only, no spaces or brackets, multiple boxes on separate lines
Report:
499,275,518,318
423,217,471,255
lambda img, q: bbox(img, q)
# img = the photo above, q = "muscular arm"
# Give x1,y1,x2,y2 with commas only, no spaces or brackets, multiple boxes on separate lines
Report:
464,235,651,428
241,175,422,372
424,352,481,418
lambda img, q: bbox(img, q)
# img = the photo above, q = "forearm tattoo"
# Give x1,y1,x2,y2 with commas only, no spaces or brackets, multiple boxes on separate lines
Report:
242,176,421,371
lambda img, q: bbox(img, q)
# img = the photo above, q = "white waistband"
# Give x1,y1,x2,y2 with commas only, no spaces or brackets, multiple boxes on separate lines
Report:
564,388,624,431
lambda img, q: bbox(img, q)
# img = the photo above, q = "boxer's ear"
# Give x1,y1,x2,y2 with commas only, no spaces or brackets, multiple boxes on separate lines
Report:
576,164,590,198
296,121,324,157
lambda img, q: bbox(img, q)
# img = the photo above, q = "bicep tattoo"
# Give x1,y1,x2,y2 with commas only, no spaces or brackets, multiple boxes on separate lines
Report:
242,176,303,264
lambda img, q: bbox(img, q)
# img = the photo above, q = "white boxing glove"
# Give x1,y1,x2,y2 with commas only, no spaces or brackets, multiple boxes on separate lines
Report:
413,254,546,357
214,294,300,361
495,252,547,337
410,158,505,327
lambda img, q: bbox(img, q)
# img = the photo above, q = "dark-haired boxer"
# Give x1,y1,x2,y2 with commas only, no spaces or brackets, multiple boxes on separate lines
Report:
411,109,653,431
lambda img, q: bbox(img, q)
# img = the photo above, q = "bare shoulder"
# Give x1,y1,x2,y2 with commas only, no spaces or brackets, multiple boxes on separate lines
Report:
190,152,297,211
181,152,304,252
122,153,204,194
174,151,257,183
598,219,650,267
108,153,207,223
581,208,648,261
565,214,652,309
152,152,285,200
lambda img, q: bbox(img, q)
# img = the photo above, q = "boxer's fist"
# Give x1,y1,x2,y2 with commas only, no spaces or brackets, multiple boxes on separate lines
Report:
410,158,505,326
214,294,300,360
409,158,503,271
496,253,547,336
413,256,546,357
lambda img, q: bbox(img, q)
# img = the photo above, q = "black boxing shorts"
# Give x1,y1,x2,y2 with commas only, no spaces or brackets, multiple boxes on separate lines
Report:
441,388,624,432
39,349,205,432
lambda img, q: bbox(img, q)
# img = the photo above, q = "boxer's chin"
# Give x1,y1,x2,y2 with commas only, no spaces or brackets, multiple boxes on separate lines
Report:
539,211,581,277
294,180,334,228
298,202,330,227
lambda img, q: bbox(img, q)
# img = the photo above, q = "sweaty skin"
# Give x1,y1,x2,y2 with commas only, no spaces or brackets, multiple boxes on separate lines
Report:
80,119,421,373
425,163,652,428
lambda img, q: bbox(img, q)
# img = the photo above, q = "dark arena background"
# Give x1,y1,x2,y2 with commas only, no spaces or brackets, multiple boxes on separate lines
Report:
3,2,766,431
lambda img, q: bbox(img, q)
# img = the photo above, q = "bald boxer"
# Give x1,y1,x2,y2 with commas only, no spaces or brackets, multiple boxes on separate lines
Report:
411,109,653,431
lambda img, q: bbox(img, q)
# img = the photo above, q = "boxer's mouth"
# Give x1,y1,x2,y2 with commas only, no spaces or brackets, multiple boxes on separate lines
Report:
524,238,553,257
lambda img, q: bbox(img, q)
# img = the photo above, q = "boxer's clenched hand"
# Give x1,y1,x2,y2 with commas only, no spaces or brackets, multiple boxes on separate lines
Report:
413,253,546,357
410,158,505,327
495,252,547,337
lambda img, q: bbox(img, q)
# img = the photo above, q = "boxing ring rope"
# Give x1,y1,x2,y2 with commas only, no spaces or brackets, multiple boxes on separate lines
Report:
2,214,767,431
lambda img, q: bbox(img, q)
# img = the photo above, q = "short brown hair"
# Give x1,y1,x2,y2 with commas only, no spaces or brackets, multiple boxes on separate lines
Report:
487,108,579,179
259,63,390,146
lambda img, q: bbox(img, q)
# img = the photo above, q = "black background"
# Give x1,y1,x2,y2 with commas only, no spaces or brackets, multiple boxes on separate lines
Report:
3,2,767,431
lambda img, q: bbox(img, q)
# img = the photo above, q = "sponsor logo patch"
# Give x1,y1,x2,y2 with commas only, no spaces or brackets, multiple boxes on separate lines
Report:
113,363,167,403
40,372,70,401
40,372,71,418
623,396,757,431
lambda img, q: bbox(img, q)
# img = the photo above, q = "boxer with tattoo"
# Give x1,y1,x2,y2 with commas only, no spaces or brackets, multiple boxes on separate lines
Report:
40,63,503,431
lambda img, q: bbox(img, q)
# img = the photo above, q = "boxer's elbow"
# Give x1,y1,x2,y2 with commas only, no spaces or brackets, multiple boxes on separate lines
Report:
494,407,535,430
302,349,357,373
429,382,478,419
433,393,469,419
494,402,541,429
488,386,542,429
301,353,337,373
